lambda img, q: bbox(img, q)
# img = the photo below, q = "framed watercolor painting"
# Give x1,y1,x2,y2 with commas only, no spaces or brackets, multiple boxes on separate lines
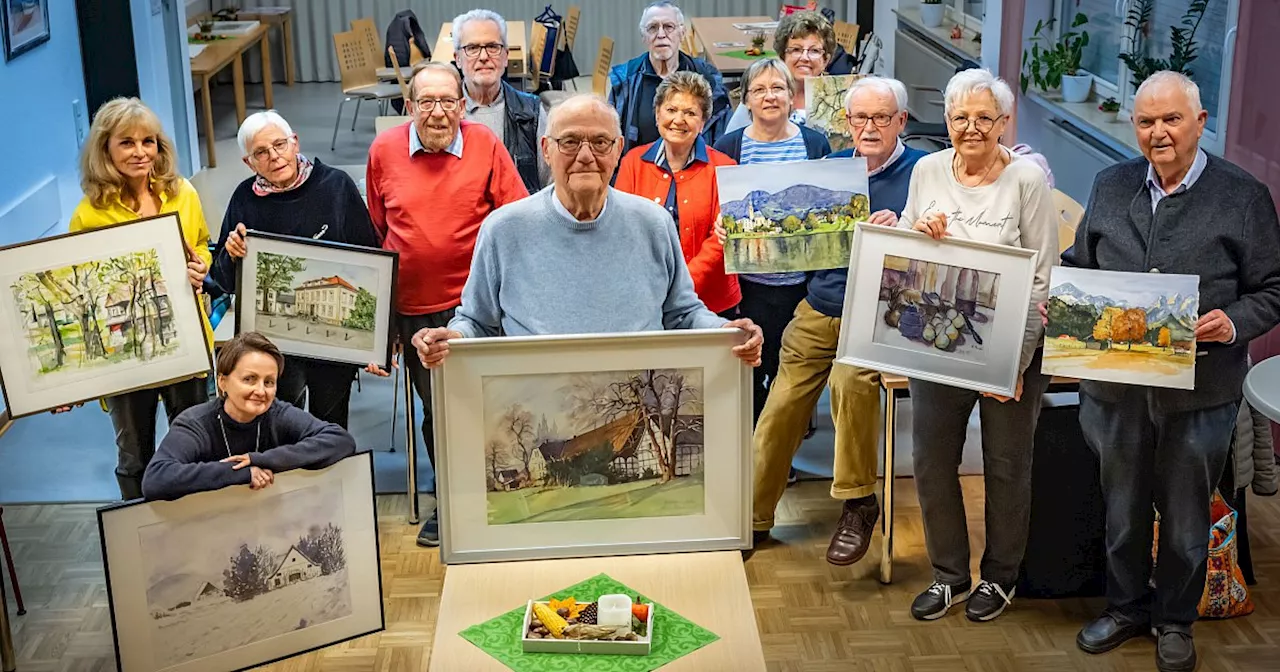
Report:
431,329,753,564
716,157,870,274
97,452,384,672
236,231,398,370
3,0,50,61
0,213,213,417
836,225,1039,397
1042,266,1199,389
804,74,862,152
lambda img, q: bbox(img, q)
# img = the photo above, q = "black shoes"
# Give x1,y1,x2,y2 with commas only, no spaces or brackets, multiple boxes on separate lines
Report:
1076,610,1149,654
1155,625,1196,672
965,580,1015,622
910,580,972,621
415,511,440,547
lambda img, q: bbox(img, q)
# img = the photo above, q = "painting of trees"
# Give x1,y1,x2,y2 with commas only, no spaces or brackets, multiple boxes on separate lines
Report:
221,544,274,602
502,404,536,480
1092,306,1124,347
296,523,345,575
341,287,377,331
256,253,306,314
1111,308,1148,350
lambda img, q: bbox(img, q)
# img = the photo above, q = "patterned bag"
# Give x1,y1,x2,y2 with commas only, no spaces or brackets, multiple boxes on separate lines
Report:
1153,491,1254,618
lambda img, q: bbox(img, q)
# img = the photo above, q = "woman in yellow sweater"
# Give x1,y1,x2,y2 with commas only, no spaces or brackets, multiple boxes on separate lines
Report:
65,97,214,500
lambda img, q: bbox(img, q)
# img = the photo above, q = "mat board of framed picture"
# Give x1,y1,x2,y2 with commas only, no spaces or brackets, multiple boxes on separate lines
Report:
835,225,1039,397
236,231,397,369
0,213,213,417
97,451,384,672
432,329,753,564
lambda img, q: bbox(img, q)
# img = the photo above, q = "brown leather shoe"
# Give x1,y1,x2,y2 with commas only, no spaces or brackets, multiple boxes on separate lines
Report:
826,496,880,566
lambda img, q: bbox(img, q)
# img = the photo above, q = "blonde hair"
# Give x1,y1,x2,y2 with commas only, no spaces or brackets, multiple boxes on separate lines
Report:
80,98,182,209
654,70,713,120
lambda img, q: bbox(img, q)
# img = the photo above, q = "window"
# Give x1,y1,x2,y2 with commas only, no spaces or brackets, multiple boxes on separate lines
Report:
1144,0,1229,135
944,0,985,29
1059,0,1123,90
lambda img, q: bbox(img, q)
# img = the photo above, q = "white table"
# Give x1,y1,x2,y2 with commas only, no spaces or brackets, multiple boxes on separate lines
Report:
1245,357,1280,423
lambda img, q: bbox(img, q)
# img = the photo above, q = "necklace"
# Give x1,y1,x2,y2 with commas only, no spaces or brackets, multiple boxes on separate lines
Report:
218,412,261,458
953,149,1004,187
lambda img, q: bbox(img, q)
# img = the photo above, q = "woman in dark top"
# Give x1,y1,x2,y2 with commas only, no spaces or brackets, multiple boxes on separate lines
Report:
142,332,356,501
208,111,386,428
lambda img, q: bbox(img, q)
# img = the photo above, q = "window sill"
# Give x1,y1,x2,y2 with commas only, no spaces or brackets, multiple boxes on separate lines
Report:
1023,90,1141,160
893,7,983,65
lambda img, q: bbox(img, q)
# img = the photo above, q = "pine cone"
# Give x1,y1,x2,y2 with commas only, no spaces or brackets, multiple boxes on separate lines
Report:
579,602,598,625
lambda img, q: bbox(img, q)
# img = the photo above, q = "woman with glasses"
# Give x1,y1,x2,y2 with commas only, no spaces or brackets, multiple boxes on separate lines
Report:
725,10,835,133
615,71,740,317
208,111,385,430
899,68,1057,623
714,58,831,423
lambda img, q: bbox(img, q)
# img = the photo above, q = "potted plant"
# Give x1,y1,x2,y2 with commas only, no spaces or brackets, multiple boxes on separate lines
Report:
746,31,767,56
1120,0,1211,90
920,0,945,29
1098,97,1120,121
1020,13,1092,103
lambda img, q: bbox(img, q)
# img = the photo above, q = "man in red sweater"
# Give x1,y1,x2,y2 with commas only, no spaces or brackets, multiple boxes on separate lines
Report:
366,62,529,547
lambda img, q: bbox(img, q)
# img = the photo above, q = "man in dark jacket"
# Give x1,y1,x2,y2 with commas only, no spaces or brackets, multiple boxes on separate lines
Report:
453,9,549,192
1066,71,1280,672
609,1,730,154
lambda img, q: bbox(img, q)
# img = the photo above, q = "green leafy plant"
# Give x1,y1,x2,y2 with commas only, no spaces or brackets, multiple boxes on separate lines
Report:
1020,13,1090,94
1098,97,1120,113
1120,0,1212,88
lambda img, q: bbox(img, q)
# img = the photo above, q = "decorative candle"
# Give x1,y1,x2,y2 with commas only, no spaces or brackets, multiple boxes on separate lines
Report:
596,594,633,634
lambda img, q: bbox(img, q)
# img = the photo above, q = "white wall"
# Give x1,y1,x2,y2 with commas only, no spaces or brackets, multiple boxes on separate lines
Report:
132,0,200,176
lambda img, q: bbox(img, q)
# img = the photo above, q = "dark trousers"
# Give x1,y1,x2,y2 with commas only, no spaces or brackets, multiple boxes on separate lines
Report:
276,355,358,428
398,308,457,488
1080,389,1240,627
909,348,1052,586
738,280,808,424
106,377,209,500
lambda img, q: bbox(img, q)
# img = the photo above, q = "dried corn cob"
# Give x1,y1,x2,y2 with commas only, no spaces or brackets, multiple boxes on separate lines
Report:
533,602,568,638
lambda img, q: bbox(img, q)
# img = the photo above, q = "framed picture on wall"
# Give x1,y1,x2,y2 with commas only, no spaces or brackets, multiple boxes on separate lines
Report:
835,225,1039,397
0,213,214,417
98,452,385,672
432,329,753,564
3,0,51,61
236,231,398,370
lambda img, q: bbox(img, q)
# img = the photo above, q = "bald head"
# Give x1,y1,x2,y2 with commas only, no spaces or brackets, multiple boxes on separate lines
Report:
546,94,622,138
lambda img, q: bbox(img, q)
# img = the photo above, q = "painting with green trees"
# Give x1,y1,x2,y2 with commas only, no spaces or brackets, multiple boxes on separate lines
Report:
10,249,182,389
716,158,870,273
804,74,862,152
251,252,380,352
1042,267,1198,389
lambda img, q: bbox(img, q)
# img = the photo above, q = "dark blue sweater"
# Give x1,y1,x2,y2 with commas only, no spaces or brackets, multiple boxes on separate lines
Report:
806,146,928,317
208,159,380,297
141,398,356,501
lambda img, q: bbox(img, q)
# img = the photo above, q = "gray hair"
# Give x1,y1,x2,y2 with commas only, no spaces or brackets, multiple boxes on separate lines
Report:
452,9,508,51
943,68,1014,117
1136,70,1203,114
844,76,908,114
639,1,685,34
546,94,622,138
408,61,464,101
654,71,713,120
742,57,797,99
237,110,294,158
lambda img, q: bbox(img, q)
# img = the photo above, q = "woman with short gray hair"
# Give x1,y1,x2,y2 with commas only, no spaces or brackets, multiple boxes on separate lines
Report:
898,68,1057,623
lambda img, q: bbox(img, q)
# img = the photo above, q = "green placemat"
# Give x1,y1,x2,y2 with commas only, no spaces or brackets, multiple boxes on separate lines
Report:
717,49,777,61
458,573,719,671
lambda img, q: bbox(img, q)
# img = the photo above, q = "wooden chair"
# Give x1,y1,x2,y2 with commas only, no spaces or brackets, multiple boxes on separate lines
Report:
387,46,411,102
529,21,557,92
680,20,699,57
563,5,581,52
591,36,614,96
331,30,402,150
351,16,383,66
0,507,25,616
834,21,860,55
1051,188,1085,254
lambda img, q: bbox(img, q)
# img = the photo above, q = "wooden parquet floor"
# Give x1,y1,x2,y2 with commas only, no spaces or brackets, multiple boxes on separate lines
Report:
3,478,1280,671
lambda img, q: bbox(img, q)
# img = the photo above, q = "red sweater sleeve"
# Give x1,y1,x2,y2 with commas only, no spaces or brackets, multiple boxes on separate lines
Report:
684,156,734,297
366,141,388,242
615,149,640,193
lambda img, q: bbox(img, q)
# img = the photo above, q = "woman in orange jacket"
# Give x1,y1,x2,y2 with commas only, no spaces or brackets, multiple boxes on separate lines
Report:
615,71,741,316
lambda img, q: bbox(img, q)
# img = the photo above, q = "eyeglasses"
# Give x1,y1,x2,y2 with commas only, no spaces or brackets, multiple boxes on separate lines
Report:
550,135,618,155
948,114,1005,134
747,85,790,99
846,113,896,128
644,22,681,36
460,43,505,58
250,138,292,162
414,97,462,112
785,46,826,59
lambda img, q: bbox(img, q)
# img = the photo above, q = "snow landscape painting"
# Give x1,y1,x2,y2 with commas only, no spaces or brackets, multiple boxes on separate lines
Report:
137,482,352,667
1042,267,1199,389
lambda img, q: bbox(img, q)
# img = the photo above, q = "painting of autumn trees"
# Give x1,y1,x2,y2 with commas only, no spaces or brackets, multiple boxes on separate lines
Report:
481,368,706,525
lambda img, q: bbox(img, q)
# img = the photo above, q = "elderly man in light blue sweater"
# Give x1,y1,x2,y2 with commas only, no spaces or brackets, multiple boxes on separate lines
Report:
410,94,763,367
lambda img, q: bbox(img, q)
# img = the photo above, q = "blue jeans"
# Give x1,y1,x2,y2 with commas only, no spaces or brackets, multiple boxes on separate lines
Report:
1080,389,1239,627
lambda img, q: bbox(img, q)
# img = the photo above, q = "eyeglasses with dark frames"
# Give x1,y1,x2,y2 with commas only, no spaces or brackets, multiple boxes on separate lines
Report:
414,98,462,112
460,43,505,58
550,135,619,155
948,114,1005,134
250,138,292,162
846,113,896,128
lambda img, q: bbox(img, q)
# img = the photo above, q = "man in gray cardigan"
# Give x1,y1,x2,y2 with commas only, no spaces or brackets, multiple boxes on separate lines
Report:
1064,72,1280,672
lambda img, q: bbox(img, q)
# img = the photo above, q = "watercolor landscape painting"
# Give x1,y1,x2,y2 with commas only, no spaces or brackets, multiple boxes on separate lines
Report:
1042,267,1199,389
251,252,379,351
804,74,862,152
717,158,869,273
481,368,706,525
872,254,1001,363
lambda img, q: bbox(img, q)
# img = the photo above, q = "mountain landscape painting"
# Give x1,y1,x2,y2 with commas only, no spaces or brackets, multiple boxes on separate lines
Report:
716,158,870,273
1042,267,1199,389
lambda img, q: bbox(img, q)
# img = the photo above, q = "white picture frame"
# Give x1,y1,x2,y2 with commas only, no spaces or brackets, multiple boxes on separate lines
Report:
432,329,753,564
97,452,384,672
0,214,213,417
836,225,1039,396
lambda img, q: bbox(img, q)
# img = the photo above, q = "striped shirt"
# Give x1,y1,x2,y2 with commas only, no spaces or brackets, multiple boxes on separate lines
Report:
739,132,809,286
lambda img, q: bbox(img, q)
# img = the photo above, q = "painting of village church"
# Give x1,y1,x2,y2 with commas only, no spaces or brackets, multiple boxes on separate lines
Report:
250,251,379,351
137,483,352,667
481,368,706,525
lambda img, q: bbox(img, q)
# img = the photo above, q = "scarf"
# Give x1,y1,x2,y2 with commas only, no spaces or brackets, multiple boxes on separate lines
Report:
252,154,314,196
